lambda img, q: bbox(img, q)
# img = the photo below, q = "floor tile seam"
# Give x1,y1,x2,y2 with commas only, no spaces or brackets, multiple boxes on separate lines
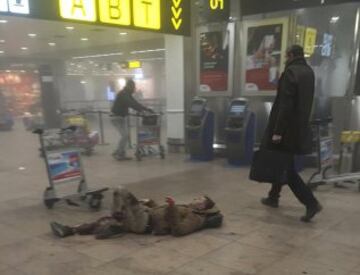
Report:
314,215,356,236
75,243,148,267
88,245,193,275
288,230,360,252
307,236,360,251
233,237,297,255
154,235,234,259
189,240,239,263
199,247,285,275
285,251,359,272
196,241,286,266
163,255,242,275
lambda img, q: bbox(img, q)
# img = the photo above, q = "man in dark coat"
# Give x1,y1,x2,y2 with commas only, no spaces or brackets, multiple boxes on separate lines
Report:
261,45,322,222
111,79,154,160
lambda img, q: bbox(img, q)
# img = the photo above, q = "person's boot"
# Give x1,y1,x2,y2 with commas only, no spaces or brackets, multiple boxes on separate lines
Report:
203,213,223,229
261,197,279,208
50,222,74,238
301,203,323,223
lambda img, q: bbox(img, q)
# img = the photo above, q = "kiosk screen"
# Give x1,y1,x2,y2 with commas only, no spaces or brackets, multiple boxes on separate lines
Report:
230,104,246,116
191,102,204,114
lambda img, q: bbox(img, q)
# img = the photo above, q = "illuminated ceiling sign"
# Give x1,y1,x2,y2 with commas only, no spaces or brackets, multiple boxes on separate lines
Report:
198,0,229,23
57,0,189,35
59,0,96,22
128,60,142,69
209,0,224,10
99,0,131,26
133,0,161,30
0,0,191,36
171,0,182,30
0,0,30,14
0,0,8,12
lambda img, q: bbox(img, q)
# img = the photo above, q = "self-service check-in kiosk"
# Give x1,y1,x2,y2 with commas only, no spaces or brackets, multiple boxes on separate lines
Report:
186,98,215,161
225,98,256,165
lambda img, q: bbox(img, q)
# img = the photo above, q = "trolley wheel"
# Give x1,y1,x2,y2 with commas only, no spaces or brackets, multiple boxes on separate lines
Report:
159,145,165,159
43,188,58,209
44,199,56,209
89,194,102,210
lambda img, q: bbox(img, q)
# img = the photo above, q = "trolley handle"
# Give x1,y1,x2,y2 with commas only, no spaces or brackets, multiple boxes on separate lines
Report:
32,126,77,136
129,111,163,118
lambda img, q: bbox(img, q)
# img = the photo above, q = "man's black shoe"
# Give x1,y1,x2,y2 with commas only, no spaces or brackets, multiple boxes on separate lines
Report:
203,213,223,229
50,222,74,238
301,203,323,223
261,197,279,208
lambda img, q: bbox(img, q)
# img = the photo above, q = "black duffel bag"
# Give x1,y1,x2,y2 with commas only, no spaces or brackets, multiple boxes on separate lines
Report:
249,149,293,184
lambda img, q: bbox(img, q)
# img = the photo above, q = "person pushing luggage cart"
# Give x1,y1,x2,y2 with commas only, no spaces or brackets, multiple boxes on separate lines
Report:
110,79,154,161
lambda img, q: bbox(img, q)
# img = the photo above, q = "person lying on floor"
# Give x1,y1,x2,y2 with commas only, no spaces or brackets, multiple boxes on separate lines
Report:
50,187,223,239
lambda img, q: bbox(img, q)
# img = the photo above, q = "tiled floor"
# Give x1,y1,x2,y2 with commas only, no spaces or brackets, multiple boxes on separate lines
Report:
1,123,360,274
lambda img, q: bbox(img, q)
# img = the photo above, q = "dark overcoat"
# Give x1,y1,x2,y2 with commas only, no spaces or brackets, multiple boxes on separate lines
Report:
261,57,315,155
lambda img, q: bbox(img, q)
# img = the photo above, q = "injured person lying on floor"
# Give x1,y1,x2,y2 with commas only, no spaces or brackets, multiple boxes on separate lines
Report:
50,187,223,239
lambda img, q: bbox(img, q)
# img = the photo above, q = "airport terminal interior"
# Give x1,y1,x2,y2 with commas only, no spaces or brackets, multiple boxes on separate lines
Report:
1,0,360,274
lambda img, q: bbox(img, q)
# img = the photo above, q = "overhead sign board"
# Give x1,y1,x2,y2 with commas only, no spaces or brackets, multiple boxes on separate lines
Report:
128,60,142,68
0,0,30,14
99,0,131,26
59,0,97,22
198,0,229,23
0,0,191,36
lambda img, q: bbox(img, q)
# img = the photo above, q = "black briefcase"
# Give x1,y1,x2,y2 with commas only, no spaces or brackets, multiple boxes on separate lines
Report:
249,149,293,183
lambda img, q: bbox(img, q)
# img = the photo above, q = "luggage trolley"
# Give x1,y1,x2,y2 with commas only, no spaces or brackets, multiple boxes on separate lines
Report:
61,110,99,155
307,118,360,191
133,113,165,161
33,128,108,209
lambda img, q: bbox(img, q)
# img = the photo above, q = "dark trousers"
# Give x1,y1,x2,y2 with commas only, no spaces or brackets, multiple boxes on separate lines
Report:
268,163,318,208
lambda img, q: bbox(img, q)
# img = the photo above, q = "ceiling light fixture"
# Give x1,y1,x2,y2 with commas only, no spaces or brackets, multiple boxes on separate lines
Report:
0,50,4,54
66,26,75,30
72,52,123,59
0,19,8,23
0,40,5,43
21,47,28,50
28,33,37,37
48,42,56,46
119,32,128,35
330,16,340,23
81,37,89,41
130,48,166,54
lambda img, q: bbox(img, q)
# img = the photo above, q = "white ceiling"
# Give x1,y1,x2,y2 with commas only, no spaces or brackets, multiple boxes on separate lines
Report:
0,15,165,60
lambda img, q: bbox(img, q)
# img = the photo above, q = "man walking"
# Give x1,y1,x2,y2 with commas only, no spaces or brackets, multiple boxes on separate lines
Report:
111,79,153,160
260,45,322,222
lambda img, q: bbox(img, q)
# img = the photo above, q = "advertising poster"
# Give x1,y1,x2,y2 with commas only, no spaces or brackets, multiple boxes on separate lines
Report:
304,27,318,56
199,31,229,93
48,150,82,183
245,18,288,93
321,33,333,57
